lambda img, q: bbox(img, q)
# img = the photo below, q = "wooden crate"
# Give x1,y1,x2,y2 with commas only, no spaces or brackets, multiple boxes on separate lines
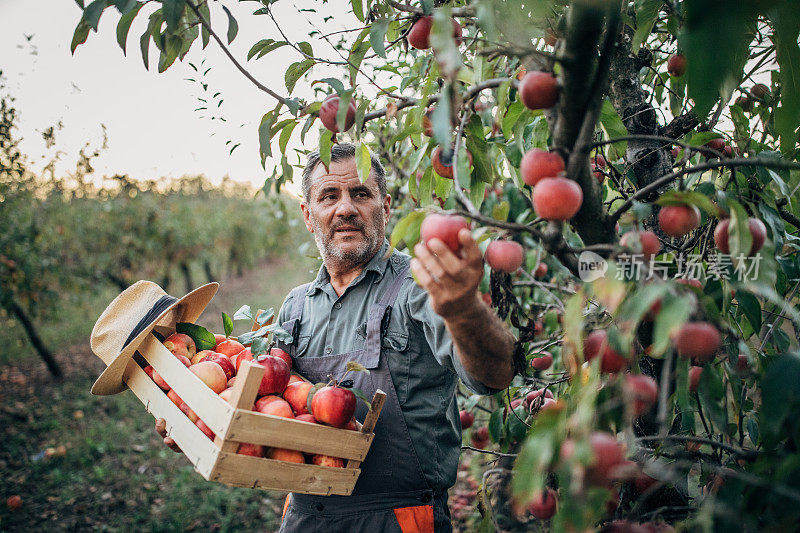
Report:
123,331,385,496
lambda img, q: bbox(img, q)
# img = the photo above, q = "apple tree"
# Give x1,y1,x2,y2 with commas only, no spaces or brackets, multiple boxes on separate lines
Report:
71,0,800,530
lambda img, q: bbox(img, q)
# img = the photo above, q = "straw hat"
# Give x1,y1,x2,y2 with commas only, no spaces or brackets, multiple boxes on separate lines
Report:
90,280,218,396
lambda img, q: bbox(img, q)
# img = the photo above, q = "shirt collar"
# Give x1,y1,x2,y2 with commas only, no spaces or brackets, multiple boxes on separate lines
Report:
307,239,392,295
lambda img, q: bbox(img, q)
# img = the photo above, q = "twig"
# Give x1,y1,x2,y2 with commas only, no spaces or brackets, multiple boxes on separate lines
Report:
461,446,518,458
636,434,757,459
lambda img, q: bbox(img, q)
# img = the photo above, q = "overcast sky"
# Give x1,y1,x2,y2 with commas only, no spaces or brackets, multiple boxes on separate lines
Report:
0,1,356,191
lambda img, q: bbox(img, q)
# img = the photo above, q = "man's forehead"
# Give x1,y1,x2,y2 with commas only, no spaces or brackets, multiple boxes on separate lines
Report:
308,159,378,193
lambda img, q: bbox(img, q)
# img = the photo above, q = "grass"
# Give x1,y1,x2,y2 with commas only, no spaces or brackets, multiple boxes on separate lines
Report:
0,232,321,531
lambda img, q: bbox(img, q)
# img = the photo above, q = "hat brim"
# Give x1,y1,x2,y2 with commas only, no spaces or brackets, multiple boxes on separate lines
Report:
90,282,219,396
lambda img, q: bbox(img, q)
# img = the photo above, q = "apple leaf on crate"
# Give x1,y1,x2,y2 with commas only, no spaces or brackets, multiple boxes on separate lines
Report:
256,308,274,325
222,312,233,337
233,304,254,321
176,322,216,351
251,337,269,357
347,386,374,410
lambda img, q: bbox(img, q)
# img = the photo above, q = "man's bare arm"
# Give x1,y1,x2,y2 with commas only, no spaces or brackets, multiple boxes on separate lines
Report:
411,230,515,390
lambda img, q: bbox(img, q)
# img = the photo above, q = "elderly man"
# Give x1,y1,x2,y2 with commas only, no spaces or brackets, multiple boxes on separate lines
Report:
276,143,514,532
158,142,515,532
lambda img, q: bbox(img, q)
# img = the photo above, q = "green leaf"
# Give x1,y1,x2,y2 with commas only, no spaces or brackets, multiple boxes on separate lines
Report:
279,121,297,153
222,312,233,338
505,406,529,443
318,130,334,169
221,5,238,44
488,409,504,443
679,1,753,116
247,39,287,61
316,77,346,96
83,0,107,31
356,142,371,183
599,99,628,159
162,0,185,32
351,0,365,21
258,111,277,166
347,32,370,86
772,7,800,154
139,27,150,69
492,201,510,222
656,189,722,217
369,18,389,58
257,309,275,325
348,386,374,410
115,2,142,55
71,20,92,54
251,336,268,356
284,59,315,93
345,361,370,374
390,210,426,250
198,1,210,48
297,41,313,57
272,327,292,344
632,0,661,53
307,382,327,414
735,290,761,332
233,304,253,321
176,322,216,351
651,293,693,356
728,199,753,260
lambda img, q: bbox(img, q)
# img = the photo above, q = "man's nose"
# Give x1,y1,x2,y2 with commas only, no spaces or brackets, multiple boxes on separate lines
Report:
334,196,358,217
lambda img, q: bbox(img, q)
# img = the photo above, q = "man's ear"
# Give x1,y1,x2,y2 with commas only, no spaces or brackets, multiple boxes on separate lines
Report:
300,202,314,233
383,193,391,223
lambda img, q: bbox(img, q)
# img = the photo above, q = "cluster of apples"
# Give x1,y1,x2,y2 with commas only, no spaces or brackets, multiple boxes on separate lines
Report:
146,332,358,467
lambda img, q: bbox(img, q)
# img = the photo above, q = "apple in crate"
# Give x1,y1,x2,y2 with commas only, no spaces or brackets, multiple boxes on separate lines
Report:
216,339,245,359
191,349,215,365
267,448,305,464
311,386,356,428
219,388,234,405
311,454,345,468
167,389,183,408
196,419,215,440
199,352,235,381
288,374,305,385
237,443,265,457
283,381,313,415
295,414,317,424
213,334,227,348
144,365,170,391
179,402,198,423
255,396,294,418
233,348,254,373
270,347,292,370
163,333,196,359
190,361,227,394
256,355,290,395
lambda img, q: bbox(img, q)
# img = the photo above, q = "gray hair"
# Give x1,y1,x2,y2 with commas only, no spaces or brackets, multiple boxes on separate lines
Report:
301,142,386,199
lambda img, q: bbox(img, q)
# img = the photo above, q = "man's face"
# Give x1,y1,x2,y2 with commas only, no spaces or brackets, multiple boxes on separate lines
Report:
301,158,390,271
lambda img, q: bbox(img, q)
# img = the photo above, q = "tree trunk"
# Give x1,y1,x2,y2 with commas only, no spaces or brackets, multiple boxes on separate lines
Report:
203,261,216,283
180,261,194,293
161,270,171,292
8,298,62,378
106,272,130,292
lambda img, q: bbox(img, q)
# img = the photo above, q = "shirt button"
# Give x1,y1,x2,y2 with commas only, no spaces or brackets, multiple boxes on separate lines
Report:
325,347,332,354
334,302,342,310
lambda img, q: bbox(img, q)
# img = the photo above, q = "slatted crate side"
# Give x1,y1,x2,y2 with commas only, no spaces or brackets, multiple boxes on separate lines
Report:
138,334,233,437
210,451,359,496
125,361,221,478
227,410,373,461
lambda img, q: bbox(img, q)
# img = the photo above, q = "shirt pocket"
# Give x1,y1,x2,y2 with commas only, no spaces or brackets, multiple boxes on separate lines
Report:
381,329,411,405
294,334,312,358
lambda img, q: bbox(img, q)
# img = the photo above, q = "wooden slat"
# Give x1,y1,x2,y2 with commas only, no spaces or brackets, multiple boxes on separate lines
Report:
139,334,233,437
227,411,373,460
346,390,386,470
210,451,359,495
216,361,264,453
125,362,220,478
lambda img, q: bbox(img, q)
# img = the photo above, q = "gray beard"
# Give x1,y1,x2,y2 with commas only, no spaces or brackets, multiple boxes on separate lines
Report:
310,211,385,272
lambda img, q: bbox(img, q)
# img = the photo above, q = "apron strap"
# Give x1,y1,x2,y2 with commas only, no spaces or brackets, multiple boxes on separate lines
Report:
364,265,410,356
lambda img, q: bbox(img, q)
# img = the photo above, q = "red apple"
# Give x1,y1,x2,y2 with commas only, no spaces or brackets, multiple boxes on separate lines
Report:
528,488,558,519
432,146,472,179
705,137,726,152
485,240,525,273
256,355,291,395
288,374,305,385
196,419,216,440
530,397,557,415
737,354,750,374
714,217,767,256
407,16,463,50
255,395,294,418
237,443,265,457
667,53,687,76
179,402,199,423
524,389,554,410
176,354,191,368
167,389,183,409
676,277,703,289
531,352,554,371
621,230,661,259
144,365,170,391
227,376,237,388
189,361,228,394
420,213,471,254
283,381,314,415
676,322,720,362
311,454,346,468
592,154,607,182
750,83,769,99
319,94,356,133
460,409,474,429
311,386,357,428
269,347,292,370
520,149,565,187
213,333,227,347
219,388,235,405
519,71,559,110
532,177,583,221
191,349,215,366
267,448,305,463
163,333,196,359
6,495,22,510
233,348,254,373
688,366,703,393
658,204,701,237
296,413,318,424
215,339,245,360
199,352,236,381
534,262,548,279
584,330,629,373
625,374,658,416
587,432,627,486
471,426,490,448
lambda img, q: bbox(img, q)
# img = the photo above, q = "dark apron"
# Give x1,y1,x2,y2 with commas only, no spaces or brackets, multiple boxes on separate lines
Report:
276,266,451,533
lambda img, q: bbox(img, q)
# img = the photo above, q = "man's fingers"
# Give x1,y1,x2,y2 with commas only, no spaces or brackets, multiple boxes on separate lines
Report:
413,242,448,280
164,436,182,453
410,257,440,291
458,229,484,267
423,238,464,277
155,418,167,438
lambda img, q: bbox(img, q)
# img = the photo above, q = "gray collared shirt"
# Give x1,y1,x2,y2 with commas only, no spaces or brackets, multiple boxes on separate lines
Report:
276,239,497,491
